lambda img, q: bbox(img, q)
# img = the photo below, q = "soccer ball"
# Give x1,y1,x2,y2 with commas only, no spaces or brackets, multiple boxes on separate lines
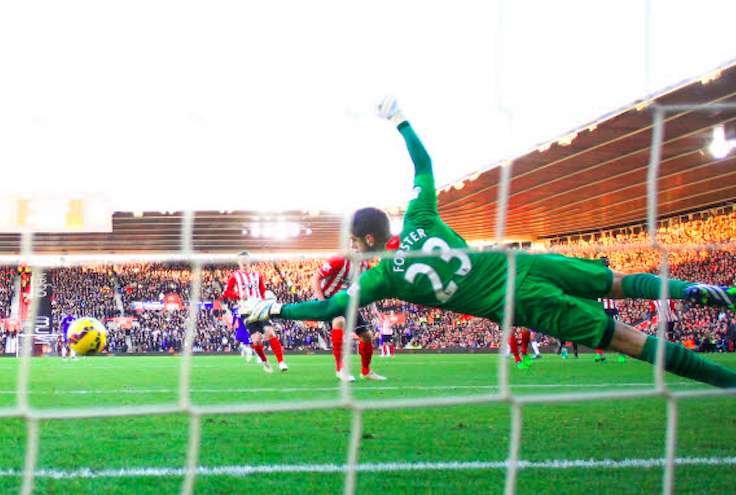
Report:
67,317,107,355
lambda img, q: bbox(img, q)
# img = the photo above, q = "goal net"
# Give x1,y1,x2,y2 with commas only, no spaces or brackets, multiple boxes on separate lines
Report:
1,100,735,495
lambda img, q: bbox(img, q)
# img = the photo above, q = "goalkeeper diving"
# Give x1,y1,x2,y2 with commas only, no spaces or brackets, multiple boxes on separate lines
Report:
243,97,736,389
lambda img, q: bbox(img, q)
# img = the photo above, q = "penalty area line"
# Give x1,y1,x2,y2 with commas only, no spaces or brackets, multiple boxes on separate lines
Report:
2,456,735,479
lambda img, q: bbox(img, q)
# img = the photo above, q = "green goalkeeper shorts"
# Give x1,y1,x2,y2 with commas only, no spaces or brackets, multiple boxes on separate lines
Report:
513,254,615,348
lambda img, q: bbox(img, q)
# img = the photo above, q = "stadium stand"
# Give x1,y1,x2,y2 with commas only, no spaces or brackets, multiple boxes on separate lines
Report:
0,267,15,319
0,208,733,355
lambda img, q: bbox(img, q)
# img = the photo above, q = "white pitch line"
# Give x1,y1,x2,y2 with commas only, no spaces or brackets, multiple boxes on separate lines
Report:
0,358,534,370
0,382,702,395
0,456,734,480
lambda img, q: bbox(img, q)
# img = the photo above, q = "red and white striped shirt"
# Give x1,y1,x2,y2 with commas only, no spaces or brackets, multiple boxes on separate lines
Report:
651,299,678,323
316,256,366,298
598,298,618,310
223,270,267,302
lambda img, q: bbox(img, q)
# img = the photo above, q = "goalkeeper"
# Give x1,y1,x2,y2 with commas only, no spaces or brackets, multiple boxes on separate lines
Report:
244,97,736,388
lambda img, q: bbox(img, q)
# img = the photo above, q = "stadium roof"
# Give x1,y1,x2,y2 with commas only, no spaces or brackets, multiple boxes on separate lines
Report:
438,61,736,241
1,62,735,254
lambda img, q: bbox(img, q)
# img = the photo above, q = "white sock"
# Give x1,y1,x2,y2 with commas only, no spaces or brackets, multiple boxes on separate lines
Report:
531,341,540,356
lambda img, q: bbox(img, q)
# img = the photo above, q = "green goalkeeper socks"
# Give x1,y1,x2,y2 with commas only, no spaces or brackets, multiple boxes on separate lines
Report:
639,336,736,388
621,273,693,300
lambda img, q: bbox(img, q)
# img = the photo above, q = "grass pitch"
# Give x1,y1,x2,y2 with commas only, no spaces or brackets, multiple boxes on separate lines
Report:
0,352,734,494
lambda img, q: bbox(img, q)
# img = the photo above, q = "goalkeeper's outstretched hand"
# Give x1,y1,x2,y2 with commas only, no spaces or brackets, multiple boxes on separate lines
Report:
240,298,281,324
376,95,406,126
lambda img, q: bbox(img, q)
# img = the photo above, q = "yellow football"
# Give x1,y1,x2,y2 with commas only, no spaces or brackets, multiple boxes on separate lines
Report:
67,317,107,355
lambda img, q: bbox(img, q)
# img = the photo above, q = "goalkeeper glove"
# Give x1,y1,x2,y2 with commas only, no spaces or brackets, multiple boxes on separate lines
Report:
240,298,282,324
376,95,406,126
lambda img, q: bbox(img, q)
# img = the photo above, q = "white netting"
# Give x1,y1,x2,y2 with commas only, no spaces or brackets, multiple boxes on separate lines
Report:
4,101,736,494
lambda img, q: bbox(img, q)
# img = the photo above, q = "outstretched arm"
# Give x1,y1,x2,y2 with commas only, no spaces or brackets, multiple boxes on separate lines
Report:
280,292,352,321
242,266,390,322
377,96,437,223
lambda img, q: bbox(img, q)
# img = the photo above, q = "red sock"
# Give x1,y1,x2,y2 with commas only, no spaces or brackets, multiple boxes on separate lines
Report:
253,344,267,362
331,328,344,371
595,348,605,356
389,343,395,356
359,340,373,375
520,330,530,356
509,335,520,363
269,337,284,363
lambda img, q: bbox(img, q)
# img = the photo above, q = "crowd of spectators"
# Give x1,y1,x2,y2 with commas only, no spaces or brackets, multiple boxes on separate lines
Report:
547,208,736,276
0,267,15,319
545,208,736,353
0,208,734,355
50,267,119,324
115,263,192,306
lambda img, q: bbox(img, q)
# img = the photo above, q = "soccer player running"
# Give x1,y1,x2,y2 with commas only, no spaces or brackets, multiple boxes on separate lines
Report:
243,97,736,389
223,252,288,373
312,255,386,381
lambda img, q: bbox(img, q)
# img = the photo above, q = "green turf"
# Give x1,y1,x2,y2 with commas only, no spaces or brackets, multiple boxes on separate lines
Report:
0,353,733,494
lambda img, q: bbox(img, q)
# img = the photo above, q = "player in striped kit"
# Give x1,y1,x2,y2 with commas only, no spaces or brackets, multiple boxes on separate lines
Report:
223,252,287,373
650,299,679,339
312,255,385,381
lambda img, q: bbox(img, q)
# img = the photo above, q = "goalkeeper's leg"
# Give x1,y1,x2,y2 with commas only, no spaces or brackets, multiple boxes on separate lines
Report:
608,271,735,311
608,321,736,388
516,268,736,389
530,253,734,311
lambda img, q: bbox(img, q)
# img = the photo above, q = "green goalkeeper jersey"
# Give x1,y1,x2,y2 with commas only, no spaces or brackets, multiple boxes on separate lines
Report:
279,122,532,323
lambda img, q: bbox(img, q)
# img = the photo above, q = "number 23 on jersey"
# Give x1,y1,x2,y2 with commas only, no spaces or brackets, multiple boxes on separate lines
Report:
404,237,472,303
